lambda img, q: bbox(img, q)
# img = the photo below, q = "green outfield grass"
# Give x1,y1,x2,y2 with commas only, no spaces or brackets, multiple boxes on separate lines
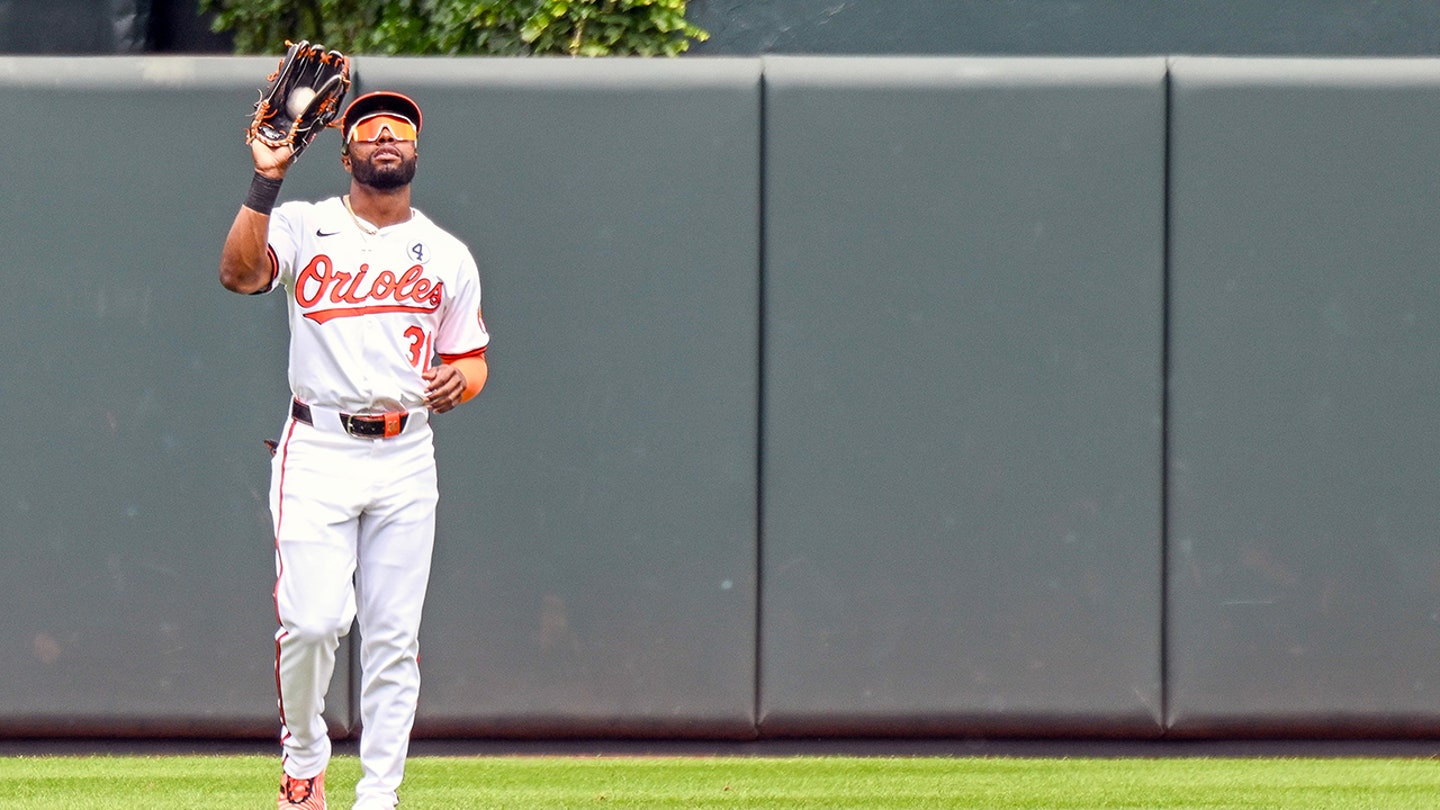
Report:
2,754,1437,809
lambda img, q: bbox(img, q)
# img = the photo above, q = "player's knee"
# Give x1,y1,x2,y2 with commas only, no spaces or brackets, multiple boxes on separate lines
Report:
282,614,352,645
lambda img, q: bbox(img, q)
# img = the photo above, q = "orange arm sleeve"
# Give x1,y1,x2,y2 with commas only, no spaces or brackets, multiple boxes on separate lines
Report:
444,352,488,403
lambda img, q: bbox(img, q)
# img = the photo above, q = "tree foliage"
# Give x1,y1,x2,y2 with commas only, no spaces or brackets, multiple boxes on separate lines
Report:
200,0,708,57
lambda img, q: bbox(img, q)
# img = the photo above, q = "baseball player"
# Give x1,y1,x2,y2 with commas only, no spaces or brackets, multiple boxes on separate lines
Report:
219,91,489,810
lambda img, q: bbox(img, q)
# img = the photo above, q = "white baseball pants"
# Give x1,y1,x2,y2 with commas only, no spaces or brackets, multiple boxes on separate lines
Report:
270,411,438,809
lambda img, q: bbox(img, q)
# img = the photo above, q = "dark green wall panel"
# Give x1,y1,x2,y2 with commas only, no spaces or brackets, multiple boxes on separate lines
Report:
1167,58,1440,735
759,57,1167,734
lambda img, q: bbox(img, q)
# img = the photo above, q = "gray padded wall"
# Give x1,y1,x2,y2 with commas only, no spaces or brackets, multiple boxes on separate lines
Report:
0,56,351,735
759,58,1167,735
345,59,763,737
10,54,1440,742
1167,58,1440,736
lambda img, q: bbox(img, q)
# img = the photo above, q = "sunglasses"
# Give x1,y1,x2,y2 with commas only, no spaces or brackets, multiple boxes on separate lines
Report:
347,113,418,143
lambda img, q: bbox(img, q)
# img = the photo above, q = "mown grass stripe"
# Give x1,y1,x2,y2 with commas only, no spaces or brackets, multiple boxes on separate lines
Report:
1,755,1436,809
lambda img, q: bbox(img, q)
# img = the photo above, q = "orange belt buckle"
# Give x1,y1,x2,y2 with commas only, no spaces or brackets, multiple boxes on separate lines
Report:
383,412,404,438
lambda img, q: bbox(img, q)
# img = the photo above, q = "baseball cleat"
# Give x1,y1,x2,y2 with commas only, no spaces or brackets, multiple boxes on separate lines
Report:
278,770,326,809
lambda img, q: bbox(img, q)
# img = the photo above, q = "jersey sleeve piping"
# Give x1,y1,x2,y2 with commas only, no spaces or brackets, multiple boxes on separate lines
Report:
439,346,487,363
249,244,281,296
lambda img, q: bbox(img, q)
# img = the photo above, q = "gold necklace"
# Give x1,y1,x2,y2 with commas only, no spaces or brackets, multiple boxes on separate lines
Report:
342,195,379,235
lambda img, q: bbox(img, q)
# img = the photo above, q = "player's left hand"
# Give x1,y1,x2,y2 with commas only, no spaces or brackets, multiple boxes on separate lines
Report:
422,364,467,414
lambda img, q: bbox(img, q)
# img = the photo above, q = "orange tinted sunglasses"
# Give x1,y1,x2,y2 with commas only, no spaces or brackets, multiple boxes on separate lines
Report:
347,113,418,143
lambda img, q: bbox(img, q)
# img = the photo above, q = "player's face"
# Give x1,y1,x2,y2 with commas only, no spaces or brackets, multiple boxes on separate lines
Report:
347,135,418,191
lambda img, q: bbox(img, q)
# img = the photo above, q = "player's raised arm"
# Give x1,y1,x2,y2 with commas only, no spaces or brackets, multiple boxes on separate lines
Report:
219,140,292,294
222,42,348,296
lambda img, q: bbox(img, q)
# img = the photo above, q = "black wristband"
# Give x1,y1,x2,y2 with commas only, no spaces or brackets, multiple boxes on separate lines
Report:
243,172,284,214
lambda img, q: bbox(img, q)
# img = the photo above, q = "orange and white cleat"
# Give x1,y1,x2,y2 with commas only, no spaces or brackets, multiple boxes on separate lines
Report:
278,770,326,809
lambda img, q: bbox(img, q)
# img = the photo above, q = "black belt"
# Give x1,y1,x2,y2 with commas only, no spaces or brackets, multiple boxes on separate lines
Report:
291,399,410,439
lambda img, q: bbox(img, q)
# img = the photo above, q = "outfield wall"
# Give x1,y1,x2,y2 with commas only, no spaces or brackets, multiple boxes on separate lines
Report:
0,55,1438,741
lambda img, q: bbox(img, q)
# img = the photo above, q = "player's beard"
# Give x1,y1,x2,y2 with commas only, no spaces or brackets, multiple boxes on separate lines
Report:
352,152,418,191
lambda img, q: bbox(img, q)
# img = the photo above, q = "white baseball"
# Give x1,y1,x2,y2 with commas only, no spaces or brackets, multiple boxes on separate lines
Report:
286,87,317,117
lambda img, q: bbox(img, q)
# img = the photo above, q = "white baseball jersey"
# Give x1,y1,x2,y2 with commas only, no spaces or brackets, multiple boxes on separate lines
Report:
263,194,487,805
263,196,489,413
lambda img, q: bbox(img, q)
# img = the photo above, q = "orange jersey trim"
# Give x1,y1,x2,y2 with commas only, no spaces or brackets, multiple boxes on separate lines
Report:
439,346,487,362
251,245,281,295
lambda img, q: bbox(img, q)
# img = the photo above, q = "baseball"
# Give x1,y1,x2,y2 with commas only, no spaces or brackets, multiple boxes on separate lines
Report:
286,87,317,117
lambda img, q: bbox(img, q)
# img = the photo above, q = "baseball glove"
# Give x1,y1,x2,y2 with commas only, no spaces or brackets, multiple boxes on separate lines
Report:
247,40,351,161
